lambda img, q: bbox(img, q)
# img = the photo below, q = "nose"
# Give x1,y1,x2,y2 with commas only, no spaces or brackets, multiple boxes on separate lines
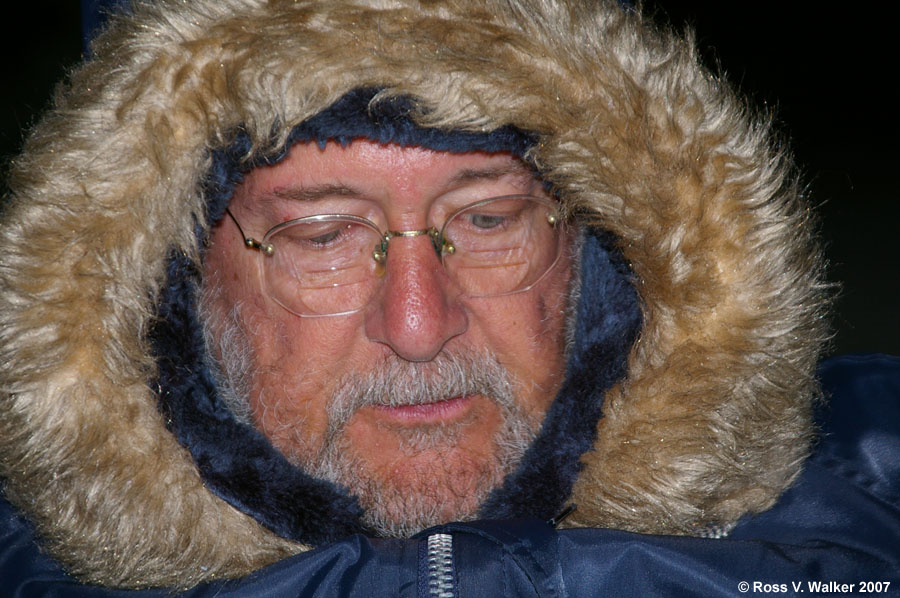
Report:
364,235,468,361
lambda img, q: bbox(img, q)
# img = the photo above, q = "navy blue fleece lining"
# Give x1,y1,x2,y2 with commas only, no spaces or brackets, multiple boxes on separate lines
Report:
478,228,640,520
151,90,641,544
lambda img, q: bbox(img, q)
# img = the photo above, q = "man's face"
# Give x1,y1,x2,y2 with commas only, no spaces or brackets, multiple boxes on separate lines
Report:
202,140,574,536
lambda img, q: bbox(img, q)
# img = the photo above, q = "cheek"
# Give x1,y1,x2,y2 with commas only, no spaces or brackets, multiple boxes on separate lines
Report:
250,308,361,387
249,311,374,422
486,250,572,345
240,311,367,455
466,267,572,414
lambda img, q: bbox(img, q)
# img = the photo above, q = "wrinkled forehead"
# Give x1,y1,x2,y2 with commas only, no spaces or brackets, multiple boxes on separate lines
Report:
233,139,544,210
203,89,538,229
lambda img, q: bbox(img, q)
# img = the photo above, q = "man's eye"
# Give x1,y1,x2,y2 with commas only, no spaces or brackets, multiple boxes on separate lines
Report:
307,227,343,246
281,223,349,249
469,213,507,229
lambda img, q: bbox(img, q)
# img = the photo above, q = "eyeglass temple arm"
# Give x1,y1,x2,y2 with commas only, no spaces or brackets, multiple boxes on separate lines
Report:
225,208,271,253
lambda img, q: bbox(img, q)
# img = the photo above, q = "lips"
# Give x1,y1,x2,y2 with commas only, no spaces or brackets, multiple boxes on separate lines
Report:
370,395,475,425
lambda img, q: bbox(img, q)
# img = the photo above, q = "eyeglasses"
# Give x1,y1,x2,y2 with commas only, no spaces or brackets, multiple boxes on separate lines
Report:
225,194,566,317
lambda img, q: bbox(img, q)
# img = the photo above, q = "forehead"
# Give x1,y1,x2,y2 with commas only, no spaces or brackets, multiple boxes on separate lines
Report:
238,139,538,200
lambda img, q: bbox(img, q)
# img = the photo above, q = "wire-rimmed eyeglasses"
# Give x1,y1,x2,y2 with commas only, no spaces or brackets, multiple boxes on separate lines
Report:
225,194,566,317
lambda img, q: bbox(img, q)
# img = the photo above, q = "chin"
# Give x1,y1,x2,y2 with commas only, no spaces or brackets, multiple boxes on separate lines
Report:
304,425,520,538
350,446,503,538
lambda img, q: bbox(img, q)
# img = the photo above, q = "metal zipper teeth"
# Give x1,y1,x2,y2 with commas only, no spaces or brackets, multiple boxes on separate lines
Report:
426,533,455,598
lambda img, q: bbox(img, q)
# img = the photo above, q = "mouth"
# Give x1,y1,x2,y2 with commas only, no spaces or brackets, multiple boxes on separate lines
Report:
369,395,476,425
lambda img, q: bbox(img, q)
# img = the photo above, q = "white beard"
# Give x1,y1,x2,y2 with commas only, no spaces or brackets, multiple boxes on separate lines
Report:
298,350,541,537
198,281,542,537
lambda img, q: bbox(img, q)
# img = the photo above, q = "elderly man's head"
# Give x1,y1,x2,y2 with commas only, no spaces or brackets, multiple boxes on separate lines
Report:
201,139,575,536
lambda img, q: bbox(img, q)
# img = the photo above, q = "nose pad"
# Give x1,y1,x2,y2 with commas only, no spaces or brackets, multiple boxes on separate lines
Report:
364,236,468,362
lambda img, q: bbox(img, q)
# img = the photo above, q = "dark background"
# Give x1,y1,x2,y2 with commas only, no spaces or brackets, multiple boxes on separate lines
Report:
2,3,897,357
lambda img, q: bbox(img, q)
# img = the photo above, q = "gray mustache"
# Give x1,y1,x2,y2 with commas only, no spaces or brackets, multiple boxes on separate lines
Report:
325,350,516,429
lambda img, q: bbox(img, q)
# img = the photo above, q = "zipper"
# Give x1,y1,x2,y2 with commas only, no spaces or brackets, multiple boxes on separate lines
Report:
424,532,456,598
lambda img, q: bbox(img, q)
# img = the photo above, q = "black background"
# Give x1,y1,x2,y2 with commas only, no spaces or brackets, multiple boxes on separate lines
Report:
2,3,897,356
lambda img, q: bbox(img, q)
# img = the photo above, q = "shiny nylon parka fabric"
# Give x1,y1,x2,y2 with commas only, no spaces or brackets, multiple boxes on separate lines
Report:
0,0,828,589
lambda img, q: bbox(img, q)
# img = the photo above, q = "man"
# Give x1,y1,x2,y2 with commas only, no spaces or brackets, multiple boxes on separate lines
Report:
1,0,897,595
201,137,578,538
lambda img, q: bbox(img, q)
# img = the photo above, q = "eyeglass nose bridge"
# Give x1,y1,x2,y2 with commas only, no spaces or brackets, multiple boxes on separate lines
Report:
372,227,454,263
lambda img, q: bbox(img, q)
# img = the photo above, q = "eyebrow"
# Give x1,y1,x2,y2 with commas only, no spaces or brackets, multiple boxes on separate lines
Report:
446,163,536,186
270,184,362,202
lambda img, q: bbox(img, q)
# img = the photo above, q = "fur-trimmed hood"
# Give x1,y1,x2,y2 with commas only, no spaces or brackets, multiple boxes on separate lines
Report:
0,0,828,589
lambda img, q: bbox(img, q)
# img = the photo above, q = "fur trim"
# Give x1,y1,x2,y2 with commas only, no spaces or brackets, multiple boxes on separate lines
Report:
0,0,828,588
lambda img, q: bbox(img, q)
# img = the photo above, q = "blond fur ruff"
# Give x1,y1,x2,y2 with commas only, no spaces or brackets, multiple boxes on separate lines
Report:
0,0,828,588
